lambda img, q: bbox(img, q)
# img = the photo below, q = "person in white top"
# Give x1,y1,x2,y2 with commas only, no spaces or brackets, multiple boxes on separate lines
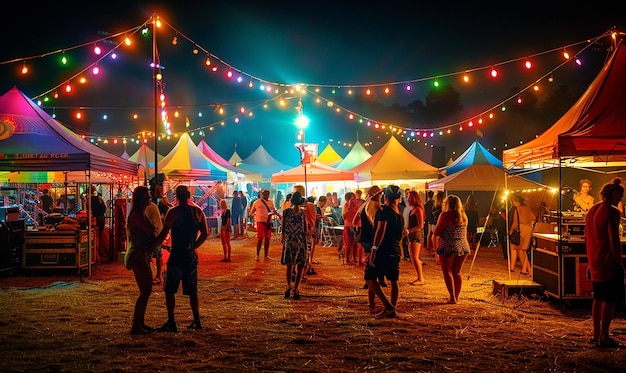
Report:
249,189,278,260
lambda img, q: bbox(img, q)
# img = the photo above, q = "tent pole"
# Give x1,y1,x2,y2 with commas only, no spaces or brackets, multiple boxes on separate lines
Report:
152,13,159,189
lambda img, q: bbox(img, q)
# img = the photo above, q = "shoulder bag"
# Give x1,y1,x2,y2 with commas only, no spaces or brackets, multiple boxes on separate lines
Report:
509,208,521,245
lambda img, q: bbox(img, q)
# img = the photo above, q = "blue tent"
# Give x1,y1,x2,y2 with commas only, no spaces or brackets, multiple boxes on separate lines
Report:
441,141,502,175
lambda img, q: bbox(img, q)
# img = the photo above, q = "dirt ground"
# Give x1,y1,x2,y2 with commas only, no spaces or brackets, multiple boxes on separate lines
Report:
1,233,625,373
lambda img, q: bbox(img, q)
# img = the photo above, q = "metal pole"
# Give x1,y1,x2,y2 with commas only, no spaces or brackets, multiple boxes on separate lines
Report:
303,130,307,197
152,13,158,188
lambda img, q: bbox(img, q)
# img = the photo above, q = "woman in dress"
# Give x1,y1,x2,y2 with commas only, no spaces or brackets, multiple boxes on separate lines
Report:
281,191,308,300
124,185,156,334
509,193,535,276
433,194,471,304
219,199,232,262
405,190,426,285
365,185,404,319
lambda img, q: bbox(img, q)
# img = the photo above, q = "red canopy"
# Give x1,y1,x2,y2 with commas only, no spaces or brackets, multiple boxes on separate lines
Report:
503,38,626,168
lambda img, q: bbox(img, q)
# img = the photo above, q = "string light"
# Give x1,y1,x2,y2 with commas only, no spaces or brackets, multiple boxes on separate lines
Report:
2,14,612,153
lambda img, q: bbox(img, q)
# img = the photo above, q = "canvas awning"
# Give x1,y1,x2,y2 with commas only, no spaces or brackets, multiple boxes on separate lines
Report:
0,87,138,176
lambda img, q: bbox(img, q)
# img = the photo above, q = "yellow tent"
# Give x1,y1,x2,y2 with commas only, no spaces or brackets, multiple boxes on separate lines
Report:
316,144,343,167
350,136,440,185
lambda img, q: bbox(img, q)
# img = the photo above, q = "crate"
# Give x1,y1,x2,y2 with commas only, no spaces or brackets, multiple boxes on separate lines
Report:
492,279,544,298
22,229,95,270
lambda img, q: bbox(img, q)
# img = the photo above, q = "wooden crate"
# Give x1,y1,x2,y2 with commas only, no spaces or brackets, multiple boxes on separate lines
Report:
492,279,544,298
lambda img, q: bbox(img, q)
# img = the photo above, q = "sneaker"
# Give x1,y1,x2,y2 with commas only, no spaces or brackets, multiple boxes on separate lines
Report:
157,321,178,332
187,319,203,330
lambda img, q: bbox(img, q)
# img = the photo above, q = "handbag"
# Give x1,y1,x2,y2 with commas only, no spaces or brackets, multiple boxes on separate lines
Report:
260,199,274,230
509,208,521,245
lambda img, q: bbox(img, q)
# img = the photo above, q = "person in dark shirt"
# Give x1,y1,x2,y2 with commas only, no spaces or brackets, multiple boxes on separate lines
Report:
365,185,404,319
151,185,209,332
40,188,54,214
90,187,107,235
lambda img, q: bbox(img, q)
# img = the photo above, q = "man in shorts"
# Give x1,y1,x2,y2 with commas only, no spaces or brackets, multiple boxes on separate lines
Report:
151,185,208,332
585,177,625,348
249,189,278,260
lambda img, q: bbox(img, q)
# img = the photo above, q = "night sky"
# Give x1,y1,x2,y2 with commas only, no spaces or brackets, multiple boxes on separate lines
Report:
1,2,623,167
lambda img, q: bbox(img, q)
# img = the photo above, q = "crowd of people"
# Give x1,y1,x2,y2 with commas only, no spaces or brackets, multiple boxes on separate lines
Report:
119,180,624,349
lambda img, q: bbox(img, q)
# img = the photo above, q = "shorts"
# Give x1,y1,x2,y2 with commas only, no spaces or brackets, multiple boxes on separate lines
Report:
408,229,424,243
163,262,198,296
592,267,625,304
257,222,272,238
364,252,400,281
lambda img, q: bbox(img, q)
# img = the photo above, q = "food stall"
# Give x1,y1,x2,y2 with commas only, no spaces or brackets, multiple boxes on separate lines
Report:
0,87,138,276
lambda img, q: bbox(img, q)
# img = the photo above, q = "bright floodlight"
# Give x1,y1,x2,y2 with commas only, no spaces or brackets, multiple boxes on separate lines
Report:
295,115,309,129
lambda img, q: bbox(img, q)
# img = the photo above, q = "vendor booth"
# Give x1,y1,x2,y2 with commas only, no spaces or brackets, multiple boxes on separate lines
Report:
502,38,626,303
0,87,138,276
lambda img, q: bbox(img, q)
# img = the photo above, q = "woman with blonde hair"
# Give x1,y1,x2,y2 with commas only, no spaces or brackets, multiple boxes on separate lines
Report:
433,194,471,304
219,199,232,262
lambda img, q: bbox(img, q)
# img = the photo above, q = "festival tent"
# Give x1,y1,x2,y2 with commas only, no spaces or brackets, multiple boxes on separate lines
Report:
237,144,293,179
197,139,262,182
0,87,138,177
427,164,545,192
228,150,243,166
128,143,164,181
441,141,502,175
429,141,543,191
197,139,234,167
350,136,440,184
0,87,138,274
503,39,626,170
335,141,371,170
316,144,343,167
120,149,130,160
271,161,355,183
157,132,227,182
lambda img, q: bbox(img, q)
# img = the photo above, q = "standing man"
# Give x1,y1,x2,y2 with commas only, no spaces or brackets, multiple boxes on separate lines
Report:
365,185,404,319
585,177,625,348
249,189,278,260
151,185,208,332
40,188,54,214
231,190,242,238
239,191,248,237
